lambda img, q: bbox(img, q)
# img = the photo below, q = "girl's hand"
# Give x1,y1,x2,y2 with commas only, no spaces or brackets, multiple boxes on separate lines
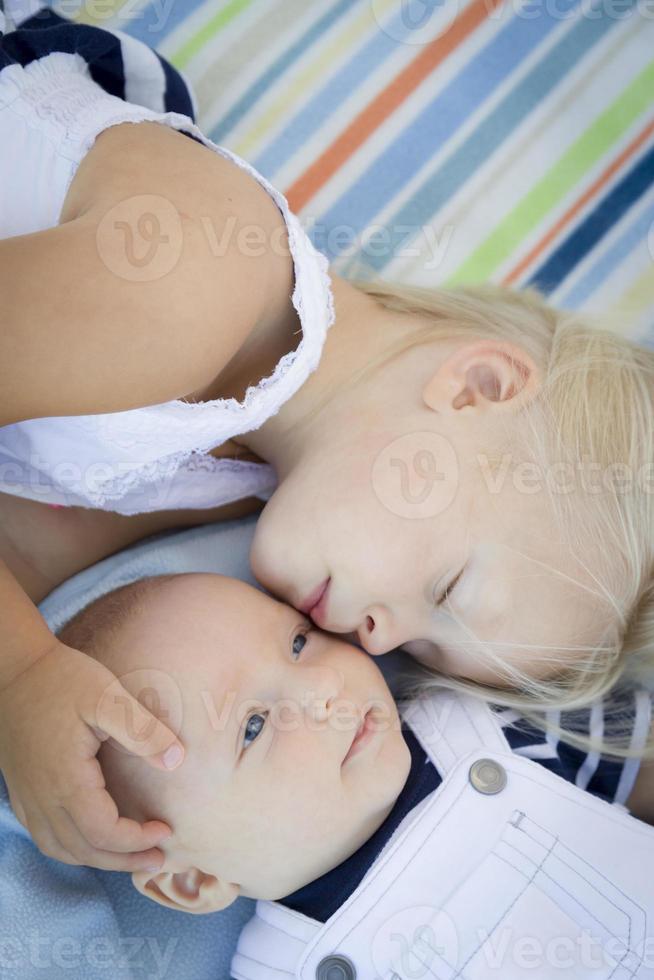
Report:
0,641,184,871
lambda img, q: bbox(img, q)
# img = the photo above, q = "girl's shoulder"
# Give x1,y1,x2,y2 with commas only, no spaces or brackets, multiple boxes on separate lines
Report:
61,117,294,349
2,117,300,426
61,116,306,400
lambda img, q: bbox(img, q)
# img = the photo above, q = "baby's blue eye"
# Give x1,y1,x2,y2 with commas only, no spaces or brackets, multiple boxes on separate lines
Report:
292,629,310,661
243,712,267,749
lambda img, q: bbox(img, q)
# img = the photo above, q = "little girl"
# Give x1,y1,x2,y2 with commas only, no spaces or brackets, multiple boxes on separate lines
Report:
1,2,652,870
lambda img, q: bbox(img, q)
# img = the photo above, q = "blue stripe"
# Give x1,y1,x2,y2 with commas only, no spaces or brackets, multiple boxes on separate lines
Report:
248,0,444,178
314,0,586,266
209,0,355,146
556,188,654,309
119,0,202,47
527,142,654,294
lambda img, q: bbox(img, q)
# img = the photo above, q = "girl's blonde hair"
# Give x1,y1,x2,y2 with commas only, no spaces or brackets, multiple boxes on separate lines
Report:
348,274,654,761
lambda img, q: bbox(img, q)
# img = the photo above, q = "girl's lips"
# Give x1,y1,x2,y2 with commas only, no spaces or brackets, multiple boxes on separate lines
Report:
342,708,375,765
305,578,331,626
299,577,330,616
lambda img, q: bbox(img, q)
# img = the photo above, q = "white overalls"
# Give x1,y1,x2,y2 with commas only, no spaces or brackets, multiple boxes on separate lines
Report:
232,689,654,980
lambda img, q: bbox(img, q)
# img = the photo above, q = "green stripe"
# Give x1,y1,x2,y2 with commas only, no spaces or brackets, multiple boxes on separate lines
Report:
446,59,654,285
170,0,256,71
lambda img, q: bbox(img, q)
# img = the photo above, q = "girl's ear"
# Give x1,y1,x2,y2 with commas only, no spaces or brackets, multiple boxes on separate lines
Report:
422,340,540,415
132,867,239,915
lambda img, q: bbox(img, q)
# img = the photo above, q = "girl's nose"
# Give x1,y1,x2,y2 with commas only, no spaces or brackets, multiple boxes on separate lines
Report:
358,605,405,656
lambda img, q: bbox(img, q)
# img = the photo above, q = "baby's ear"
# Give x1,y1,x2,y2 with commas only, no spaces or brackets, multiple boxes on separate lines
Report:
132,867,239,914
422,340,539,416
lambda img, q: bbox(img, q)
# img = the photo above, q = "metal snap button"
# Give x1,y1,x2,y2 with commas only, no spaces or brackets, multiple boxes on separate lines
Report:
315,954,357,980
469,758,507,795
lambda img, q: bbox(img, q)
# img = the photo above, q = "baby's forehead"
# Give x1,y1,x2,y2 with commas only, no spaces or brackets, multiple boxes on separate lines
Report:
155,573,283,633
137,573,289,672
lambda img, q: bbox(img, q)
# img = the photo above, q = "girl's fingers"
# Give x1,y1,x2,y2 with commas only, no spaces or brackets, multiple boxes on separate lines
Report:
29,804,166,872
83,844,166,873
66,783,171,855
50,806,168,872
82,680,185,772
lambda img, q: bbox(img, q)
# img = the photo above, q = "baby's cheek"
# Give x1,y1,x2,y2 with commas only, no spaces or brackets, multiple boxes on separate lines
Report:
220,805,271,869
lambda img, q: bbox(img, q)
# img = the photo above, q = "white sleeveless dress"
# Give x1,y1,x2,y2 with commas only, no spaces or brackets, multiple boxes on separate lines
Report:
0,0,334,514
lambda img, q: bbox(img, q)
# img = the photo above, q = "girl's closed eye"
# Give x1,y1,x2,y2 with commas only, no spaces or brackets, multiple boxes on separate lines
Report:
434,566,465,609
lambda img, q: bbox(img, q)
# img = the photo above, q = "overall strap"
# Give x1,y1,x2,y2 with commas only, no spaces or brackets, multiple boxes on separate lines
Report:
232,900,321,980
401,688,511,777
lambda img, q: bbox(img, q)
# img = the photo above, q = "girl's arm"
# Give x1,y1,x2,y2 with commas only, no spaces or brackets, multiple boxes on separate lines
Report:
0,489,264,606
0,121,289,427
0,558,59,689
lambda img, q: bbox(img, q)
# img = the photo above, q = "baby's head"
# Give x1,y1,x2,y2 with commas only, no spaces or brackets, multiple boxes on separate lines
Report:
251,278,654,720
56,573,411,912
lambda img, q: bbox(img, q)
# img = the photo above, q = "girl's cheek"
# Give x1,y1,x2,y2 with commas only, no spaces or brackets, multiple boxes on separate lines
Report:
403,640,440,667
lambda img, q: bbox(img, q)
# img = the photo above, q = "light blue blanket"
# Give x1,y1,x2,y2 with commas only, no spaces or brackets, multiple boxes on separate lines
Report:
0,518,263,980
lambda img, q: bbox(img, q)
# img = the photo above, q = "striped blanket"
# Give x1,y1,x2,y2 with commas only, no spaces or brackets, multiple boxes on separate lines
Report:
59,0,654,345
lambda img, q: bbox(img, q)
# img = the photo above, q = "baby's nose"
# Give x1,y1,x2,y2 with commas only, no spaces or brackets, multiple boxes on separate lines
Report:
298,665,345,723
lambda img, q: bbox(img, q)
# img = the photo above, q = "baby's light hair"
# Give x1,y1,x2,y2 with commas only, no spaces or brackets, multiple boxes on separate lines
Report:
56,573,185,661
348,275,654,761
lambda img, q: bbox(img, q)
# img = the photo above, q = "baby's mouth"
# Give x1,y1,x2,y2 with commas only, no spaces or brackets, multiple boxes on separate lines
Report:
341,707,375,765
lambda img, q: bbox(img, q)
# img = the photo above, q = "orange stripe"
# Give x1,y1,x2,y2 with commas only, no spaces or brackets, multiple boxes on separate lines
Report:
285,0,504,212
503,116,654,285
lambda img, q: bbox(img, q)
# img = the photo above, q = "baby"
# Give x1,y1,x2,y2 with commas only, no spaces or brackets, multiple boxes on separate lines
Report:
55,571,654,978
